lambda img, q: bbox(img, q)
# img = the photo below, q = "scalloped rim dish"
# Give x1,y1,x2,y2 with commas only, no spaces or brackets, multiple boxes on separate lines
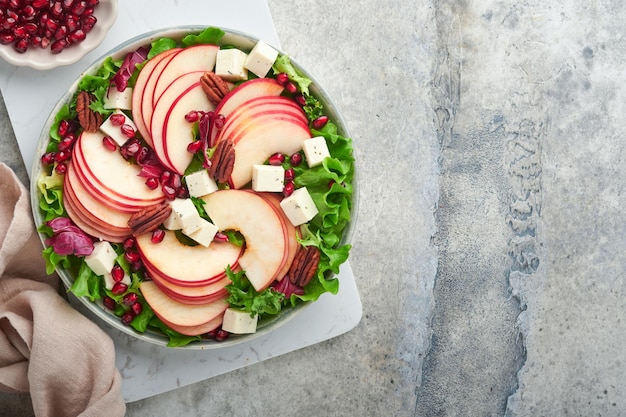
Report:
0,0,118,70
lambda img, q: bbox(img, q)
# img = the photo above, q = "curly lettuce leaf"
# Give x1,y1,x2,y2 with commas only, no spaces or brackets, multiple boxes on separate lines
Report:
70,260,103,302
148,37,177,60
226,266,284,316
148,316,201,347
37,170,65,221
77,56,122,116
182,26,225,46
272,55,312,95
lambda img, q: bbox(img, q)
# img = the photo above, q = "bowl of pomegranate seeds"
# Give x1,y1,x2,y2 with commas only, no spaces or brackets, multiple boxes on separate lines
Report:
30,26,356,349
0,0,118,70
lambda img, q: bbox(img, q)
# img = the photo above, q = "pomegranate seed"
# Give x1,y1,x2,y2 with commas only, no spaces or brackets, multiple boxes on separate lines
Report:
214,328,229,342
41,152,56,165
213,232,229,243
213,114,225,130
130,302,142,315
284,167,295,182
268,153,285,166
175,187,189,199
120,124,135,138
8,0,21,9
111,265,124,282
13,25,29,39
130,261,142,272
65,14,80,32
121,138,140,156
102,296,116,310
145,177,158,190
124,251,140,264
122,237,136,252
32,0,50,8
53,25,67,41
68,29,85,44
85,0,99,6
13,38,28,53
50,38,67,53
121,311,134,326
312,115,329,130
0,33,15,45
184,110,200,123
111,281,128,295
50,1,63,17
21,5,36,21
30,36,42,47
55,150,70,162
289,152,303,166
187,140,202,154
24,23,38,34
285,81,298,94
122,292,138,306
1,17,16,31
294,93,306,107
62,0,75,10
276,72,289,86
39,36,50,48
162,185,176,200
169,173,182,189
151,229,165,244
81,14,96,32
160,170,171,185
102,136,117,151
71,1,87,15
57,136,74,152
54,162,67,174
57,119,71,137
44,17,58,32
283,181,295,197
135,146,149,164
109,113,125,126
142,270,152,281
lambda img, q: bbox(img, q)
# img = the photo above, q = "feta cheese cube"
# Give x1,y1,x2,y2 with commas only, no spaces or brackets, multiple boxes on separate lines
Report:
167,198,203,235
244,40,279,78
186,218,219,247
280,187,319,226
163,208,183,230
99,110,137,146
302,136,330,168
104,86,133,110
185,170,218,198
251,164,284,192
215,48,248,82
221,308,258,334
102,270,131,290
84,241,117,276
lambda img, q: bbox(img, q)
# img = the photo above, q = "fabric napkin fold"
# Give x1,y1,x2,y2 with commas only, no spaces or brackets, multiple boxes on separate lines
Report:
0,163,125,417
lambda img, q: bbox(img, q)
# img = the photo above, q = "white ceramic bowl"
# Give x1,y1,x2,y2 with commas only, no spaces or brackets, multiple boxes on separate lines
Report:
30,26,357,349
0,0,118,70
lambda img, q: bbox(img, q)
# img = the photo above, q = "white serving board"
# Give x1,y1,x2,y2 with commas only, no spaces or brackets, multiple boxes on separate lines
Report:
0,0,362,403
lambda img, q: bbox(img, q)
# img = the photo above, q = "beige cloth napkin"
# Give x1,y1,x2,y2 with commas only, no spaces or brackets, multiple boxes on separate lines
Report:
0,163,126,417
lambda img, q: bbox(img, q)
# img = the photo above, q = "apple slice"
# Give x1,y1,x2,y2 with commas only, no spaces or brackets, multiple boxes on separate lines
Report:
148,265,231,305
135,230,242,287
132,48,181,145
140,281,229,328
202,190,288,291
163,314,223,336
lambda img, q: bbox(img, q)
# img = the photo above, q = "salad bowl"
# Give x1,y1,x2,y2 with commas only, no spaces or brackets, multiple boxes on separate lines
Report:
30,26,357,349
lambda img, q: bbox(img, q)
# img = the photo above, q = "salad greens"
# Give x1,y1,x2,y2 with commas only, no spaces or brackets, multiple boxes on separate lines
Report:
36,26,354,347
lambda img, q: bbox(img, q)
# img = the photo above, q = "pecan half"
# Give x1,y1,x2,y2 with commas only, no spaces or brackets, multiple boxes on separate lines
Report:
288,246,321,287
128,201,172,236
209,139,235,183
76,91,102,133
200,72,230,105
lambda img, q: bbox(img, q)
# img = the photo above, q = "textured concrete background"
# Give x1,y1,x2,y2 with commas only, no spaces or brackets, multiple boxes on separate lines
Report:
1,0,625,416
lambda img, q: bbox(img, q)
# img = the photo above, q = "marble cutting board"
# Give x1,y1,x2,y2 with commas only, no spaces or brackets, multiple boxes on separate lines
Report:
0,0,362,402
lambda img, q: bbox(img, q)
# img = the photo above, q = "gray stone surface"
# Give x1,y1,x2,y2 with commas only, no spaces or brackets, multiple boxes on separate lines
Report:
1,0,626,416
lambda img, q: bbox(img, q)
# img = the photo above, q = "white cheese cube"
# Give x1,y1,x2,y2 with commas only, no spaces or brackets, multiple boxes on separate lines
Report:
185,170,218,198
280,187,319,226
163,208,183,230
186,218,219,247
244,40,278,78
215,48,248,82
104,86,133,110
302,136,330,168
84,241,117,276
169,198,203,235
221,308,258,334
251,164,284,192
99,110,137,146
102,270,131,290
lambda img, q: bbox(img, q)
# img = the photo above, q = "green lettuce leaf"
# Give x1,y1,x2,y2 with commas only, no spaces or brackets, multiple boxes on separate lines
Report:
149,316,201,347
37,171,65,222
226,266,284,316
148,37,177,60
70,260,103,302
182,26,225,46
272,55,312,95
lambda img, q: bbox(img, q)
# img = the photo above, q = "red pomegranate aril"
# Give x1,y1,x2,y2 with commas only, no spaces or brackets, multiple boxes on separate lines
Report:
121,311,134,326
30,35,42,47
53,25,67,41
12,38,28,53
284,167,295,182
312,115,329,129
121,124,135,138
50,38,67,54
213,114,225,129
151,229,165,244
213,232,229,243
68,29,85,43
102,296,116,310
20,5,36,20
57,136,75,151
162,185,176,200
57,119,70,136
160,170,171,185
130,261,142,272
124,251,140,264
13,25,29,39
2,17,17,31
32,0,49,8
24,22,38,34
109,113,125,126
187,140,202,154
214,328,229,342
285,81,298,94
111,282,128,295
169,173,182,189
102,135,117,151
65,14,80,32
175,187,189,199
130,302,142,315
121,138,140,156
134,146,149,164
50,1,63,17
145,177,158,190
54,162,67,174
81,14,96,32
122,292,138,306
0,33,15,45
39,36,50,48
62,0,75,9
41,152,56,165
8,0,21,9
294,93,306,107
283,181,295,197
111,265,124,282
184,110,200,123
71,1,87,15
122,237,136,252
85,0,99,6
55,150,70,162
289,152,303,166
44,17,58,32
268,152,285,166
276,72,289,86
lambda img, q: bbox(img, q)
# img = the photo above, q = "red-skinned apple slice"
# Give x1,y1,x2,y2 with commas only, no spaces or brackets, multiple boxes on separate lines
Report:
162,314,223,337
140,281,229,329
202,190,288,291
135,230,242,287
132,48,181,146
147,263,231,305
